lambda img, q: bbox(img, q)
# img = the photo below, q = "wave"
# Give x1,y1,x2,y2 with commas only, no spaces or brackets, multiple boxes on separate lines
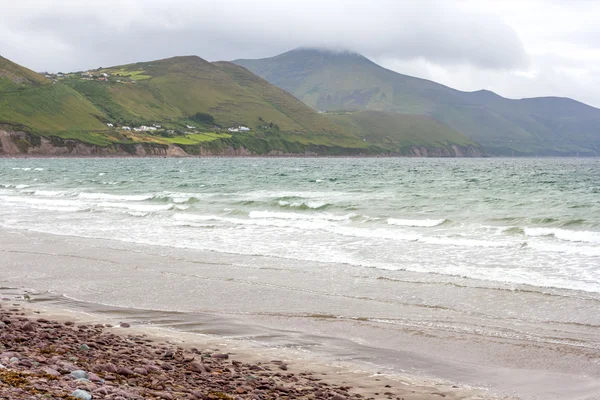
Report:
249,210,354,222
503,226,525,235
276,200,331,210
97,202,182,212
387,218,447,228
78,192,154,201
524,227,600,244
560,219,588,227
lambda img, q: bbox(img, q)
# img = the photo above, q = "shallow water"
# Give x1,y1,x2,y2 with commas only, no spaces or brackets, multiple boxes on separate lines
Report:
1,158,600,399
1,158,599,292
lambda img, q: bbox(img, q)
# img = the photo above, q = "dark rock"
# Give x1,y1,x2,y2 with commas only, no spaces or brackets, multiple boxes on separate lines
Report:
190,362,208,374
21,322,34,332
117,366,134,376
133,367,148,375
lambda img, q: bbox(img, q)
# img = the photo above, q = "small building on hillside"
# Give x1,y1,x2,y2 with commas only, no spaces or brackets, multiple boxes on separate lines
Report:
121,126,131,131
106,123,114,127
228,126,250,132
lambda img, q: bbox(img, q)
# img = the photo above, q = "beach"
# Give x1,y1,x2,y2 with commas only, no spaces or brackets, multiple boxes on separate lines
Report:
1,158,600,399
1,229,600,399
0,296,493,400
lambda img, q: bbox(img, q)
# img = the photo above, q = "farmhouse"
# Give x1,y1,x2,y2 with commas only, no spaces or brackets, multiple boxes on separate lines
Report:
228,126,251,132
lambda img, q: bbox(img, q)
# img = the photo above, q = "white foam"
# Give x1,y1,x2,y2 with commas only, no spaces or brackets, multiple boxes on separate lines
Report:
387,218,446,228
278,200,328,209
78,192,154,201
97,202,173,212
525,227,600,244
249,210,353,222
528,241,600,257
0,195,88,212
33,190,72,197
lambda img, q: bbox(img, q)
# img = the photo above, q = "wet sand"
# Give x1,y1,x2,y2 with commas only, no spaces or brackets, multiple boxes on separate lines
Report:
0,300,493,400
1,228,599,399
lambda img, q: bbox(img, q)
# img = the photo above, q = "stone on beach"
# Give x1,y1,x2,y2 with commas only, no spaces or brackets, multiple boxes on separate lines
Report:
0,300,417,400
70,369,89,379
71,389,92,400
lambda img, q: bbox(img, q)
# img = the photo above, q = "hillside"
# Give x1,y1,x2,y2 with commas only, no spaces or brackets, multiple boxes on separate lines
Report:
0,54,482,156
235,49,600,156
328,111,481,156
0,56,106,133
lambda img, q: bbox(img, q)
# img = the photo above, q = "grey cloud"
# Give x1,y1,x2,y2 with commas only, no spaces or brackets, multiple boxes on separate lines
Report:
1,0,527,72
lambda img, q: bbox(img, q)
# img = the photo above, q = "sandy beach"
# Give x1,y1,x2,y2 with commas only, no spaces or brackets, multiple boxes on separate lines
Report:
0,298,494,400
1,158,600,400
1,228,599,400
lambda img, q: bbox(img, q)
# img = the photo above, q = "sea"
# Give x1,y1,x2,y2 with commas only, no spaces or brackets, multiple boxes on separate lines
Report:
1,157,599,399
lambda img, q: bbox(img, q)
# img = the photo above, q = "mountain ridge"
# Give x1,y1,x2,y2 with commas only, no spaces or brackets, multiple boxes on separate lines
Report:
234,48,600,156
0,54,482,157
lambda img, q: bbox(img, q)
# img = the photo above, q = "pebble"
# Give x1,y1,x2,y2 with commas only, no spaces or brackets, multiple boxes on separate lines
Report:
0,301,364,400
70,370,89,379
71,389,93,400
119,322,131,328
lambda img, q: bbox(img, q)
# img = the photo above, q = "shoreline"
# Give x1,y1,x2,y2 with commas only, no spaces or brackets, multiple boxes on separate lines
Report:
1,228,599,400
0,298,496,400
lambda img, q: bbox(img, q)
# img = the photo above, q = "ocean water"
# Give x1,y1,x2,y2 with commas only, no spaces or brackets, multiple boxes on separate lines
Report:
1,157,600,398
1,158,599,293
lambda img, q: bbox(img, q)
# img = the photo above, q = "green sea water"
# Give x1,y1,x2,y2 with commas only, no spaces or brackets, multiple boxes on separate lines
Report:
1,157,599,292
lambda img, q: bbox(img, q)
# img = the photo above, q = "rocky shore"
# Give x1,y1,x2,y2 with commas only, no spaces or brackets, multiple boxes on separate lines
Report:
0,302,407,400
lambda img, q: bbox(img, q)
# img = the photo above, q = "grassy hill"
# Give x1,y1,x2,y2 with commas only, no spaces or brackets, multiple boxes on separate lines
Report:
0,54,482,156
328,111,478,152
235,49,600,156
0,56,106,132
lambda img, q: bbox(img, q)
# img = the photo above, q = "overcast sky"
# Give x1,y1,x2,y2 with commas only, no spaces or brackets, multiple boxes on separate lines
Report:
2,0,600,107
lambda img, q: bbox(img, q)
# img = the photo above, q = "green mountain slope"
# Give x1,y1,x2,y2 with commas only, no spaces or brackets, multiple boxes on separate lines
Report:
328,111,480,155
0,56,107,132
0,54,481,156
235,49,600,156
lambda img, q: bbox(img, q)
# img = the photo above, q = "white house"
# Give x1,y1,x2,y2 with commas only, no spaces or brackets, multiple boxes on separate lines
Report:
186,125,196,129
135,126,157,132
106,123,114,127
121,126,131,131
153,124,162,128
228,126,250,132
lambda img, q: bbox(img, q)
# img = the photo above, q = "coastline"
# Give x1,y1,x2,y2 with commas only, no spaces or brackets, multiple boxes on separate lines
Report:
1,228,600,400
0,298,495,400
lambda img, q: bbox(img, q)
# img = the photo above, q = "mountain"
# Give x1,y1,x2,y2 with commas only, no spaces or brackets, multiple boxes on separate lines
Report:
234,48,600,156
0,56,107,133
327,111,480,156
0,54,481,156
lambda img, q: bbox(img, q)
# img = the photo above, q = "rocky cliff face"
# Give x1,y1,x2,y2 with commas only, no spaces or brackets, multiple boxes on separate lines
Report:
0,130,484,157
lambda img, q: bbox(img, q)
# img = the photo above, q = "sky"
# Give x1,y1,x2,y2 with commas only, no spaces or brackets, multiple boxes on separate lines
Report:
1,0,600,107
